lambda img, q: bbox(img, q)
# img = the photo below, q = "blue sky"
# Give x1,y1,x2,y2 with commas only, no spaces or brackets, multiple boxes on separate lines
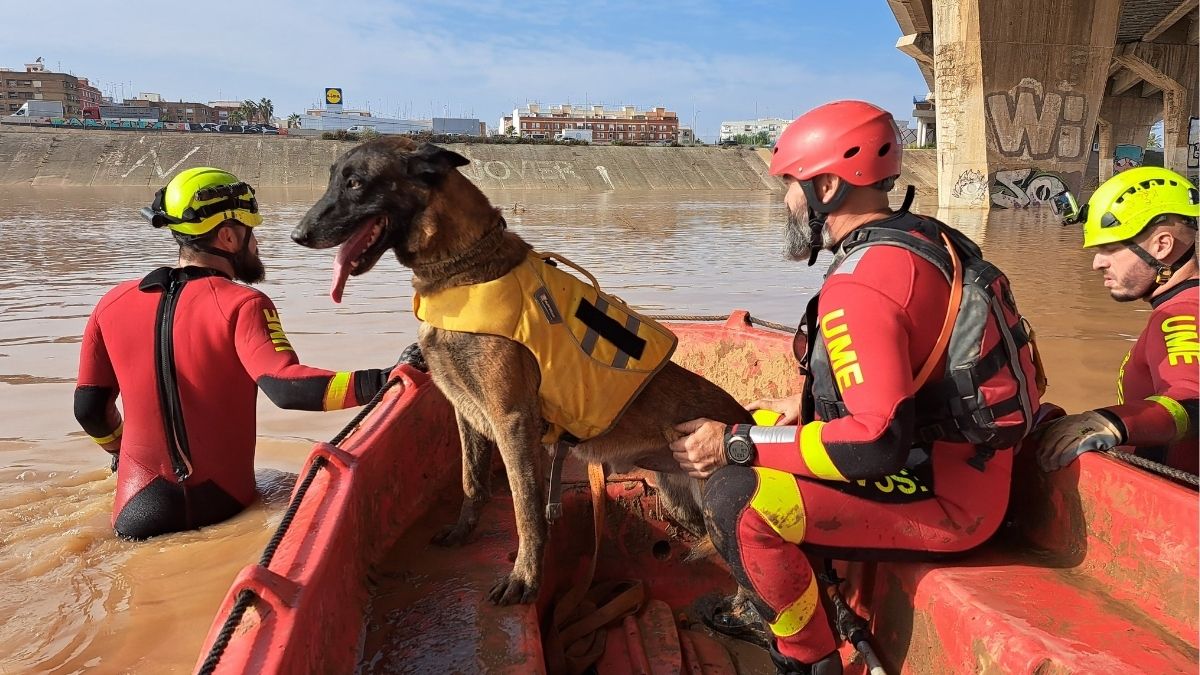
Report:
6,1,928,141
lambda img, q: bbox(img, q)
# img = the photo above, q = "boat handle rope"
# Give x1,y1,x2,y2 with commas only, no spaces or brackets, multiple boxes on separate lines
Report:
197,374,404,675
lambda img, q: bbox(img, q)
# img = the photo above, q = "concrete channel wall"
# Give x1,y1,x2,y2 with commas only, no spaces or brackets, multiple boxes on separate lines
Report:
0,126,782,191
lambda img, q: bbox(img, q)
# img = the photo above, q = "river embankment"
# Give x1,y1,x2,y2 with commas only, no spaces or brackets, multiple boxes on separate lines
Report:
0,125,939,196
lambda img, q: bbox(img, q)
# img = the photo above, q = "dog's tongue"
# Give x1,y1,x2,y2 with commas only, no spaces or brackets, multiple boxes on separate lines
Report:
330,219,380,303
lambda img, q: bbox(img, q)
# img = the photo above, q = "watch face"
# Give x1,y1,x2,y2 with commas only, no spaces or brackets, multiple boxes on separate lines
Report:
727,438,753,465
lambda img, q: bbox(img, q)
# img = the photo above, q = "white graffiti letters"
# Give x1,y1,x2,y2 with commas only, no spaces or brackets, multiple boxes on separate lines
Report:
121,146,202,179
460,159,579,183
990,168,1067,209
985,79,1087,161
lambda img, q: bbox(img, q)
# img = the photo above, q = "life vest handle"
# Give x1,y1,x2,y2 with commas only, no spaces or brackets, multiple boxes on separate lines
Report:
912,231,963,393
538,251,604,294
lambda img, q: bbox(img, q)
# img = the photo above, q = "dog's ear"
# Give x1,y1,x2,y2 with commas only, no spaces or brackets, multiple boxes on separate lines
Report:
408,143,470,181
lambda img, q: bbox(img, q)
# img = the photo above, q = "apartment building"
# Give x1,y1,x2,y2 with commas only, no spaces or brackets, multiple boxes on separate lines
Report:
502,103,680,143
0,59,80,115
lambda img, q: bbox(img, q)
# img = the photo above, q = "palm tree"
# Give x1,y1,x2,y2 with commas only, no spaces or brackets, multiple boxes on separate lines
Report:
287,113,301,129
241,99,259,123
259,98,274,125
228,109,246,125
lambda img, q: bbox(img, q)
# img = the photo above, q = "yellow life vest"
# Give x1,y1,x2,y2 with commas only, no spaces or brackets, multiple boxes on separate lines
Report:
413,252,677,443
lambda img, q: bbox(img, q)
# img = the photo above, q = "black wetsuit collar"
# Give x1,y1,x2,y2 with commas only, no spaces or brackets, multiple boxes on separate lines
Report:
138,266,230,291
1150,278,1199,309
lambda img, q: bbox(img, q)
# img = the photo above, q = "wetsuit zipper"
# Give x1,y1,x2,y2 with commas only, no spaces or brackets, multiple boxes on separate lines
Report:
152,271,195,481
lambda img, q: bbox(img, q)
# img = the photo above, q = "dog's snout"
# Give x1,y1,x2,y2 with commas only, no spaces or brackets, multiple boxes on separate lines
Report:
290,224,312,246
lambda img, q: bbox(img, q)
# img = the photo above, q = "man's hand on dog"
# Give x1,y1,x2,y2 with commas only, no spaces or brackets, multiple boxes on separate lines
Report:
746,394,802,426
671,418,728,478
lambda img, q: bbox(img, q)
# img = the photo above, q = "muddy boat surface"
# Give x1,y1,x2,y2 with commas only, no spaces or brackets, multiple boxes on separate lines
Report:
196,311,1198,674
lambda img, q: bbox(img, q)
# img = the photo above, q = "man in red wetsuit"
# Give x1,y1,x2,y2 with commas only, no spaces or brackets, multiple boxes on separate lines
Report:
1035,167,1198,476
670,101,1039,674
74,167,393,540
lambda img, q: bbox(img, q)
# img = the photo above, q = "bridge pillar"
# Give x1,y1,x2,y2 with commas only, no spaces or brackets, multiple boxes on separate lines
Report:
1111,41,1200,181
1097,92,1162,182
931,0,1121,209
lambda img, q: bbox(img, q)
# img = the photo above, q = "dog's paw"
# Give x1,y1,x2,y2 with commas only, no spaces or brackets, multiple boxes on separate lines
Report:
488,571,539,605
430,522,474,547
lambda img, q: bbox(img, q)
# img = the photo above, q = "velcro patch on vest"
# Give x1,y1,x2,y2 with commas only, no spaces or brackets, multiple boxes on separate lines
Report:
534,286,563,324
576,298,647,361
831,248,869,275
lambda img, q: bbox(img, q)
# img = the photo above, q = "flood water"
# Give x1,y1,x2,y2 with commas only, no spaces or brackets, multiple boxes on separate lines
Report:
0,185,1145,673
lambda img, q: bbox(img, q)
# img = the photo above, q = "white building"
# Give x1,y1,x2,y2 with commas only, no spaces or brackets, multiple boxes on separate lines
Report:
299,110,432,135
718,117,791,144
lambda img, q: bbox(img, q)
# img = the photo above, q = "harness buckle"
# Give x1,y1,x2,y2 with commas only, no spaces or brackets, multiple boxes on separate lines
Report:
967,446,996,472
545,441,572,523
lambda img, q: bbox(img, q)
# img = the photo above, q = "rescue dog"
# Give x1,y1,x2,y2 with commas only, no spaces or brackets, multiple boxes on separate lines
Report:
293,137,752,605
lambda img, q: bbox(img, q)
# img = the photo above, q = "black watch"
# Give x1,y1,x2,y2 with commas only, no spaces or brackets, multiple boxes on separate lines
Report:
724,424,757,466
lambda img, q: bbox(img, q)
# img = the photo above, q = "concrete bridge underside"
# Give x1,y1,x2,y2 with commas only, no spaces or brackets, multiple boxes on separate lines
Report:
889,0,1199,209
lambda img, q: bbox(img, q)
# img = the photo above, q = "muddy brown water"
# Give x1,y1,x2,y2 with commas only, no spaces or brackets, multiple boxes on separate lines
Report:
0,186,1142,673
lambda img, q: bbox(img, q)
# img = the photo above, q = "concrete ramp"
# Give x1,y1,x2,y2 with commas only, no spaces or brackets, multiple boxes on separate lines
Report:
0,127,783,191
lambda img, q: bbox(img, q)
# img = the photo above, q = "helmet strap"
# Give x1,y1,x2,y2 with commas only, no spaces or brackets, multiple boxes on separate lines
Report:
799,179,852,267
799,179,851,215
182,221,251,265
1124,241,1197,294
806,206,822,267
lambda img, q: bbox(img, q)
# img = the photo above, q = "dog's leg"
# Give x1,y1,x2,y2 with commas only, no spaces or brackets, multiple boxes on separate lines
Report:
489,413,546,605
654,470,707,536
431,411,494,546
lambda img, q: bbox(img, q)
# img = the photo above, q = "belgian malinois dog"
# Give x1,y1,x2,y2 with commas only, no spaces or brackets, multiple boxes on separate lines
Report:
293,137,751,605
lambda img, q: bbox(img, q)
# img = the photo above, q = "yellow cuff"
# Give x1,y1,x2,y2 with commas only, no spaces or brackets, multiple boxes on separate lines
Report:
800,421,848,481
91,422,123,445
1147,395,1189,440
323,372,352,411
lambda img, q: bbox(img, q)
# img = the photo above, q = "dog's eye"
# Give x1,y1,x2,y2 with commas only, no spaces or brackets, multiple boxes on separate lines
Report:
347,177,362,190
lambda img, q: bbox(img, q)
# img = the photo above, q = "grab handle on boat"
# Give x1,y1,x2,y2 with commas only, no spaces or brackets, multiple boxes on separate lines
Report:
230,565,303,610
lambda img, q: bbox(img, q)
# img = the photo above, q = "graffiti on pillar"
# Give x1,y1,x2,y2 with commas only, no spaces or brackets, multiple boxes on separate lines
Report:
990,168,1068,209
985,78,1087,161
951,169,988,205
1188,117,1199,170
1113,145,1145,173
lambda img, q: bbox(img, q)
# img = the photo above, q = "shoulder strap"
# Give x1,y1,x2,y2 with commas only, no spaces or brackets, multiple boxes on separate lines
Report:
912,232,963,393
831,216,954,282
829,217,965,395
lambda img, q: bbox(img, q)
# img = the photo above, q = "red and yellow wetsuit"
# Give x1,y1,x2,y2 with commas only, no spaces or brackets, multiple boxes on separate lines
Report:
1103,279,1199,473
703,217,1020,664
74,266,388,539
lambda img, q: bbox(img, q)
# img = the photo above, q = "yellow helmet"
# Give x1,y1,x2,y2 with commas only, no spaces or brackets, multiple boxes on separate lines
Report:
1082,166,1199,248
141,167,263,236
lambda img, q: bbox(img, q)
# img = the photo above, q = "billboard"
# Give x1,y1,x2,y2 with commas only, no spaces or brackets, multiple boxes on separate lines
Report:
325,87,343,112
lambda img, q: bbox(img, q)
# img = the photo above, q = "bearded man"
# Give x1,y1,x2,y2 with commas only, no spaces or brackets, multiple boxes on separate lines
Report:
74,167,392,539
670,101,1041,674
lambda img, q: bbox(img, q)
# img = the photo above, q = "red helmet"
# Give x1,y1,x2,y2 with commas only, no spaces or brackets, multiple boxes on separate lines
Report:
770,100,903,186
